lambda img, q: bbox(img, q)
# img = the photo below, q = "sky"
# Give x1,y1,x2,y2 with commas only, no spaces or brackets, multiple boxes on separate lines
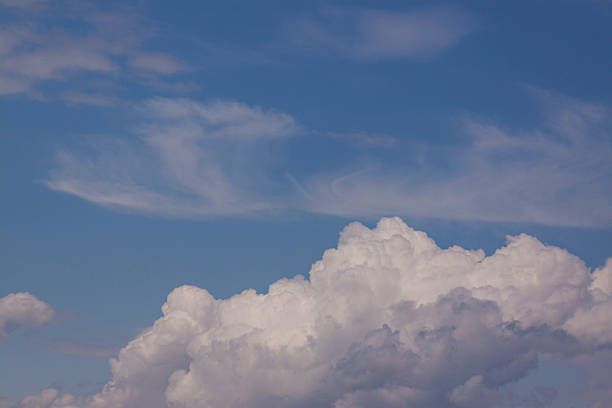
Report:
1,0,612,407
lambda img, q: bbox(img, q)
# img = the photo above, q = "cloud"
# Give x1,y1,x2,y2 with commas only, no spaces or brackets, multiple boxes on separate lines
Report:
0,5,188,98
18,389,78,408
301,87,612,227
45,87,612,226
0,292,55,337
59,92,115,107
290,6,473,60
0,0,46,10
17,217,612,407
328,131,397,148
45,98,298,217
127,53,187,75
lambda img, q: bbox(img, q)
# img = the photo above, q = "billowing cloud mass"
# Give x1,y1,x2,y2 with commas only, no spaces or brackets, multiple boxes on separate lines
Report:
0,292,55,337
21,218,612,407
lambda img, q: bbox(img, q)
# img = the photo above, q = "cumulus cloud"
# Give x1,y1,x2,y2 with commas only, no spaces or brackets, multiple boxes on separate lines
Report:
18,389,78,408
290,6,473,60
20,217,612,407
0,292,55,337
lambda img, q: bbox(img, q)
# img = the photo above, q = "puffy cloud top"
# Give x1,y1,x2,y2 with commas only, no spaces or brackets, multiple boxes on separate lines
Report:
0,292,55,337
20,218,612,407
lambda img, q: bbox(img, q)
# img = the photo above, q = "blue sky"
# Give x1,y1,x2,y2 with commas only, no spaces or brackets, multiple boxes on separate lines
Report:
1,1,612,407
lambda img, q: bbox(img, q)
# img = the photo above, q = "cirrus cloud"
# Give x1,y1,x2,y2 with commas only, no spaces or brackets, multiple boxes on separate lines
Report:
44,87,612,227
0,4,188,100
45,97,299,217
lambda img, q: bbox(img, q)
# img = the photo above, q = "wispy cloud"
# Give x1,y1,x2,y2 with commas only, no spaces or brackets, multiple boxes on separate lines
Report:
45,87,612,227
127,52,187,75
0,0,47,10
328,131,397,148
0,4,188,100
299,87,612,227
45,98,299,217
59,91,116,107
290,6,473,61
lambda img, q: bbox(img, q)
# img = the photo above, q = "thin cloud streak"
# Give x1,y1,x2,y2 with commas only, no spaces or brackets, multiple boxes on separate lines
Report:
328,131,397,148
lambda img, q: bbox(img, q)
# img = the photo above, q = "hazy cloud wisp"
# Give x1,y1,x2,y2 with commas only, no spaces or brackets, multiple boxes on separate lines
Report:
45,98,298,217
290,6,473,60
45,88,612,227
301,87,612,227
0,5,187,99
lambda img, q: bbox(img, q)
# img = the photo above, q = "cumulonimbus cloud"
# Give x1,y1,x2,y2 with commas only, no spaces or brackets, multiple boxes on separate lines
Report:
19,217,612,407
0,292,55,337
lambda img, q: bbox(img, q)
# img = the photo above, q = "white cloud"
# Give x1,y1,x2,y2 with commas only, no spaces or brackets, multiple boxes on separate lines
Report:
0,292,55,337
18,389,78,408
18,217,612,407
0,0,46,10
0,6,188,98
0,25,119,96
290,6,473,60
301,87,612,227
127,53,187,75
45,98,298,217
45,88,612,226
